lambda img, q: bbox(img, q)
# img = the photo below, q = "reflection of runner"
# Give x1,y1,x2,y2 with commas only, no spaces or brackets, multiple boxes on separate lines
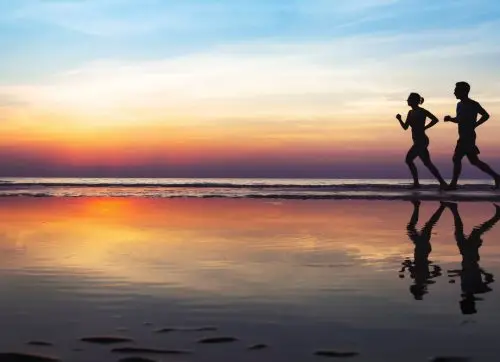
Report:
445,202,500,314
444,82,500,190
399,200,445,300
396,93,447,189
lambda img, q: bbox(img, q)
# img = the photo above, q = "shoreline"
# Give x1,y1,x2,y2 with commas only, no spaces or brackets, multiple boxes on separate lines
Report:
1,178,498,201
0,193,499,201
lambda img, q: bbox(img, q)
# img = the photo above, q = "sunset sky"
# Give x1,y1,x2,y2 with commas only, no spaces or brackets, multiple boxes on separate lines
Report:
1,0,499,178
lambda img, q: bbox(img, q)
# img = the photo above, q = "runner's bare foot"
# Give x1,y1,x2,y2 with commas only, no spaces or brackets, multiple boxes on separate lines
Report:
439,182,448,191
445,184,458,191
410,199,421,207
441,201,458,209
493,177,500,190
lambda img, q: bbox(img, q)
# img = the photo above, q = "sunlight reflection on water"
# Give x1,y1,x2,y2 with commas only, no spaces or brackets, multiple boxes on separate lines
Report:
0,198,499,361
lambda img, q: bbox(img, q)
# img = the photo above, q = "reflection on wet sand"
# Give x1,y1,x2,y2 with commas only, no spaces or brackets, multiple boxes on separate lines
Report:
0,198,417,291
446,202,500,315
399,200,445,300
1,198,500,361
400,201,500,314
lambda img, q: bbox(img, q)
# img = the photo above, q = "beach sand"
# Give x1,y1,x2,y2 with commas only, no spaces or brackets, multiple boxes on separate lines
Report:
1,198,500,361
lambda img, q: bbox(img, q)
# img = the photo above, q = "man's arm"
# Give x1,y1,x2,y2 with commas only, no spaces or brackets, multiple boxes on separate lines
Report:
469,204,500,240
475,103,490,128
480,269,494,284
444,115,459,124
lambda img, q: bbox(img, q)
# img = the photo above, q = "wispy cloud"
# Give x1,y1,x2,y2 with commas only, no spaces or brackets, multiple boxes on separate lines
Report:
13,0,171,36
11,0,474,38
12,0,285,36
0,93,27,107
294,0,401,14
3,21,499,125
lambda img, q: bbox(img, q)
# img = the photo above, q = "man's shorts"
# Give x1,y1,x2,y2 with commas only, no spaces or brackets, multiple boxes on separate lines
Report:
454,139,480,158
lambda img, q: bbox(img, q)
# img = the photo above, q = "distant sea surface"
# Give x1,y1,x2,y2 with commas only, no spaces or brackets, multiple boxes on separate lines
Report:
0,178,498,200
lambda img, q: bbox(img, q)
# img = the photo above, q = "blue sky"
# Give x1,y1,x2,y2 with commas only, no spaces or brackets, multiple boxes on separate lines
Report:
1,0,499,83
0,0,500,177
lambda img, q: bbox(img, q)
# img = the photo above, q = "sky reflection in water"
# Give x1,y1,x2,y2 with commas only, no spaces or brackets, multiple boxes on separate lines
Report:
1,198,500,361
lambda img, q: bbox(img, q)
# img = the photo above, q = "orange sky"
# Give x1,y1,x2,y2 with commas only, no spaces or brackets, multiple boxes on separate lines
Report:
1,0,499,177
1,105,499,177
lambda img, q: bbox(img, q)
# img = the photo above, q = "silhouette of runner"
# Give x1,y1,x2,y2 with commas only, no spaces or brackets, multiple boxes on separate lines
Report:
444,82,500,190
396,93,447,189
399,200,444,300
444,202,500,314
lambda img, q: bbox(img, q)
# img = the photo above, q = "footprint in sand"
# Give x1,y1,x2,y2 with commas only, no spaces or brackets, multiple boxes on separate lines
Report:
248,344,268,350
314,350,359,358
118,358,158,362
111,347,191,355
155,326,218,333
26,342,53,347
80,336,133,345
0,352,59,362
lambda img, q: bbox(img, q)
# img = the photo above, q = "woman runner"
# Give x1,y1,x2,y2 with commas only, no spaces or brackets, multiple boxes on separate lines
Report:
396,93,447,189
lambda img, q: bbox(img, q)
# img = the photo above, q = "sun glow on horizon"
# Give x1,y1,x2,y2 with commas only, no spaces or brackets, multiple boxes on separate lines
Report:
1,0,500,177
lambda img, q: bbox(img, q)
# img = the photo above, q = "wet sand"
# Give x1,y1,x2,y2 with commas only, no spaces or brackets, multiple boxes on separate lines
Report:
1,198,500,361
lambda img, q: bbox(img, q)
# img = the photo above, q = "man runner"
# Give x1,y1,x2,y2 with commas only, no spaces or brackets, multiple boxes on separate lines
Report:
445,82,500,190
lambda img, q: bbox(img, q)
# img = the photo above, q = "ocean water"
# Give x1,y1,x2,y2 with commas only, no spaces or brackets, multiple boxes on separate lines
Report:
0,177,499,200
1,197,500,361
